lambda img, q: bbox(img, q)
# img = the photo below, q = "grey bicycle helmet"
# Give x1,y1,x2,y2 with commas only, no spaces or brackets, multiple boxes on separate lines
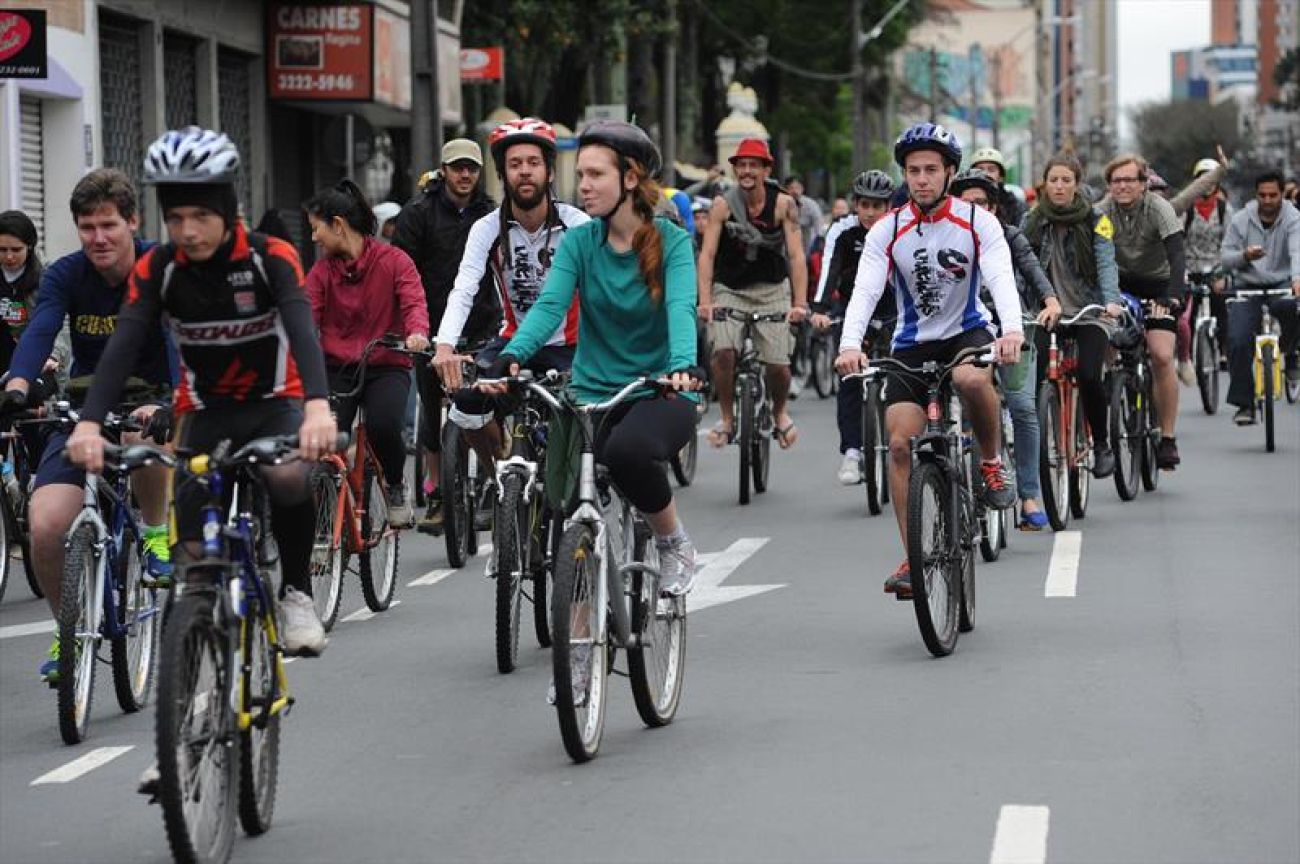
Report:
851,170,895,201
950,167,1000,200
144,126,240,184
578,119,663,179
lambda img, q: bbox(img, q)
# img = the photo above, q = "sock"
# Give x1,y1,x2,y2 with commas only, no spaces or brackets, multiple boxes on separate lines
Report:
143,524,167,539
844,447,862,460
423,478,436,496
655,522,688,546
981,457,1003,468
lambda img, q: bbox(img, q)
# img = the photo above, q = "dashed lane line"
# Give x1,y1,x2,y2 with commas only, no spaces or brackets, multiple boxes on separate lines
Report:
31,746,135,786
1045,531,1082,598
0,619,55,640
990,804,1050,864
340,599,403,624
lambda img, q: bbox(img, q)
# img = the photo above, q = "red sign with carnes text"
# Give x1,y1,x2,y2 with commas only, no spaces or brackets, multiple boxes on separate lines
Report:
267,3,372,100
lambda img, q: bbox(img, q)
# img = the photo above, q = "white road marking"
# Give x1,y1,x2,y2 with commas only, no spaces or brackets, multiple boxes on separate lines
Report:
689,537,783,612
408,568,456,587
31,746,135,786
341,599,402,624
1045,530,1082,598
990,804,1050,864
0,620,55,640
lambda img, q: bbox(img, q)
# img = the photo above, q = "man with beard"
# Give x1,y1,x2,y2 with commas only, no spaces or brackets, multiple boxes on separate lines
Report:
697,138,808,450
394,138,499,533
433,118,587,472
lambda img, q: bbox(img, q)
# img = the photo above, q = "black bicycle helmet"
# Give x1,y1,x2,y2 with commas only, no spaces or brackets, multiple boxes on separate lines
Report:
1109,295,1145,351
578,120,663,178
950,167,1000,200
851,169,895,201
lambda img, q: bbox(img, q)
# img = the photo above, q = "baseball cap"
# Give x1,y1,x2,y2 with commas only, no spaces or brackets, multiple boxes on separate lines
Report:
441,138,483,167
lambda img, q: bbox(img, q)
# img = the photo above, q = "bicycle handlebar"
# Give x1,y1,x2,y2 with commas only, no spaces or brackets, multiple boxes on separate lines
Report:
1056,304,1109,327
841,344,996,383
711,308,789,324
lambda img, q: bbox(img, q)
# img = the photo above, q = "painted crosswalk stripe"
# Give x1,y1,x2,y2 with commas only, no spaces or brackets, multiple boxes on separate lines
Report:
341,599,402,624
408,568,456,587
31,746,135,786
990,804,1050,864
1045,530,1082,598
0,620,55,640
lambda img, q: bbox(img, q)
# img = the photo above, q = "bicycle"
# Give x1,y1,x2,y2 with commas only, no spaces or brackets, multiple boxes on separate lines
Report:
851,316,894,516
149,432,341,864
712,308,786,505
858,344,997,657
1037,304,1111,530
1227,285,1300,453
0,408,40,602
807,317,841,398
1188,269,1222,415
501,375,688,762
310,336,412,626
1107,298,1156,501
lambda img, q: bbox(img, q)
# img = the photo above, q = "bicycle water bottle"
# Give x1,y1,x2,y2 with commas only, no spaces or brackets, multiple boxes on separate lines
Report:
1,460,19,508
201,507,222,559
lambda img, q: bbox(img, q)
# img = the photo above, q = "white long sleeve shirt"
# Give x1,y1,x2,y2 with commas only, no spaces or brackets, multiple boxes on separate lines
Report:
839,197,1022,353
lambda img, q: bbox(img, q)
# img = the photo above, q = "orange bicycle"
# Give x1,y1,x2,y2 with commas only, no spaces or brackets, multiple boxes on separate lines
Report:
310,336,422,627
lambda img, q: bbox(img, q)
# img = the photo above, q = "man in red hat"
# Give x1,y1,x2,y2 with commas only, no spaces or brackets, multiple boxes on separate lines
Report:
697,137,808,450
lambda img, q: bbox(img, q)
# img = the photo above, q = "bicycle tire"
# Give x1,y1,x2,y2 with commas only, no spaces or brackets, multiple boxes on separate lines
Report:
738,376,753,505
20,515,39,597
533,503,561,648
57,524,99,744
440,424,472,568
412,397,427,509
1068,388,1091,519
1140,374,1160,491
861,383,883,516
1110,374,1141,502
1194,325,1219,414
906,461,959,657
494,473,526,674
156,590,237,864
628,530,686,727
308,467,345,631
359,462,399,611
877,394,891,504
1036,383,1069,531
111,526,159,713
238,602,281,836
754,400,771,494
1262,343,1276,453
959,507,977,633
810,338,834,398
0,493,10,604
551,522,607,763
671,424,699,487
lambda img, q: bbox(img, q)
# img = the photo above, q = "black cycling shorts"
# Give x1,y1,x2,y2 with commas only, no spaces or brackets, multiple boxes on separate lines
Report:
882,328,994,408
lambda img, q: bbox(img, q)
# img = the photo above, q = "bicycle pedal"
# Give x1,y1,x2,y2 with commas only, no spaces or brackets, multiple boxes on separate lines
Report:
894,591,912,602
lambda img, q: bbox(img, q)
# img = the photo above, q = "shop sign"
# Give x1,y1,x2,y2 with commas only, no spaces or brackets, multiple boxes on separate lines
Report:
460,47,503,83
0,9,47,79
372,6,410,109
268,3,372,100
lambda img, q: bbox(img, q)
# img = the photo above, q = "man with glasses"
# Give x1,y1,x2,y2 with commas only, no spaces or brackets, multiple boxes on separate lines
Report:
394,138,500,533
1098,153,1186,471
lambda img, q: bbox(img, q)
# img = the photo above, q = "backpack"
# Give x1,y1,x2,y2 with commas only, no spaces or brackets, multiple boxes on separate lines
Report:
1184,197,1226,233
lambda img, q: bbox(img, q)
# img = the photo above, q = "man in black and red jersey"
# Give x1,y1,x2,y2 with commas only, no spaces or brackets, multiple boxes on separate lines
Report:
67,127,337,657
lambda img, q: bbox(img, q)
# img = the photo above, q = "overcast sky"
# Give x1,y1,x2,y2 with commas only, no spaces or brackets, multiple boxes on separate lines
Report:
1117,0,1211,144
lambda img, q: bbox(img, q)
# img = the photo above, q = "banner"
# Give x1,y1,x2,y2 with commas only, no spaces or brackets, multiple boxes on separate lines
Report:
460,47,503,83
267,4,372,100
0,9,47,79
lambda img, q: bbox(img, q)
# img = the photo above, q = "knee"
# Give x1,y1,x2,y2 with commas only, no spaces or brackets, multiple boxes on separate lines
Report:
888,434,912,464
29,496,74,545
952,368,991,399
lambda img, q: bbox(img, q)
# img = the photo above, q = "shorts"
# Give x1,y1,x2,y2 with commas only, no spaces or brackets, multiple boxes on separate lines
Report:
32,430,83,490
172,400,303,542
1143,313,1177,334
448,337,575,430
710,282,794,365
883,328,993,408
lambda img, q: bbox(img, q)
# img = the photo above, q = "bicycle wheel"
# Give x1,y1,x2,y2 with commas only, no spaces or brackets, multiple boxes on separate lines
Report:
958,508,977,633
57,524,100,744
157,591,237,864
359,461,399,611
551,522,607,763
970,437,1003,563
533,503,562,648
1110,374,1141,502
494,473,527,674
1036,384,1069,530
1068,389,1091,519
1262,343,1276,453
0,492,11,604
1140,375,1160,491
412,397,427,509
907,461,959,657
440,424,473,568
737,377,753,505
111,525,159,713
810,338,834,398
753,399,771,494
1194,325,1220,414
308,466,344,632
862,382,883,516
238,601,281,836
628,530,686,727
670,425,699,487
877,394,891,504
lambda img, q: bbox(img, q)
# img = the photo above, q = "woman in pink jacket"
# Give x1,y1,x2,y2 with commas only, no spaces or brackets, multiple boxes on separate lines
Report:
305,179,429,526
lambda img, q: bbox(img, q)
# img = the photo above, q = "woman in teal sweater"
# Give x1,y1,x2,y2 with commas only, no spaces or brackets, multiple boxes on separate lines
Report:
487,121,703,595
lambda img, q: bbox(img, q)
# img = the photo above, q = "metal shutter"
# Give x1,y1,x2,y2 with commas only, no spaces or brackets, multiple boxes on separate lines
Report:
19,96,44,260
163,32,198,130
99,16,144,200
217,48,253,221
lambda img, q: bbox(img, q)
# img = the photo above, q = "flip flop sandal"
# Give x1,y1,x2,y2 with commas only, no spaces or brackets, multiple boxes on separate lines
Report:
707,421,734,448
773,422,798,449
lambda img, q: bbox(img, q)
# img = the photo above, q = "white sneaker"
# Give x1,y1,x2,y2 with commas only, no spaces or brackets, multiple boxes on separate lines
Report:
838,450,863,485
1176,359,1196,386
655,534,699,597
386,483,414,528
280,587,326,657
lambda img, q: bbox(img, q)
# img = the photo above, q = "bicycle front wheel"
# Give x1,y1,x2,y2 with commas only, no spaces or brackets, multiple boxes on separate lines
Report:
157,591,237,864
671,418,699,487
906,461,959,657
494,474,527,674
1110,373,1141,501
753,399,772,494
810,338,834,398
1140,375,1160,491
551,523,607,762
440,423,474,568
0,492,12,604
1194,325,1220,414
308,466,344,631
111,527,159,713
737,377,753,505
1037,384,1069,530
1262,343,1277,452
532,503,562,648
359,462,399,611
862,382,883,516
57,524,100,744
628,532,686,727
1068,389,1091,520
238,603,281,836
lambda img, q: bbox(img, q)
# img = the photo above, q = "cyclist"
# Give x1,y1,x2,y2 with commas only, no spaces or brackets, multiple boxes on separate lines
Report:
433,118,587,472
393,138,499,534
0,209,65,376
1097,153,1187,470
481,120,702,601
1181,154,1234,379
954,167,1072,529
697,138,808,449
969,147,1024,227
834,123,1022,597
66,127,337,659
1,169,174,682
809,169,897,484
1219,169,1300,425
785,175,824,257
304,179,430,526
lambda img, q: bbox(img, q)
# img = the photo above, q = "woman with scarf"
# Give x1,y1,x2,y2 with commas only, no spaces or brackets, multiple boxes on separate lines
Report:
1022,152,1123,483
0,211,56,376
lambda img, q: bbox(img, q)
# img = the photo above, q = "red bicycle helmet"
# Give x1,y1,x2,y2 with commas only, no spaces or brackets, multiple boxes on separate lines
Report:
488,118,557,172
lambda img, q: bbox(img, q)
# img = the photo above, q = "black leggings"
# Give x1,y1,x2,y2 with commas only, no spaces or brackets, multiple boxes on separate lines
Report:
594,396,696,515
1035,323,1110,447
413,360,444,453
329,365,410,488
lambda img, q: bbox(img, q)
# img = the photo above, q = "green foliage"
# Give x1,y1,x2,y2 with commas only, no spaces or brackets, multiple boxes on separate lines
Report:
1131,99,1241,188
1275,48,1299,110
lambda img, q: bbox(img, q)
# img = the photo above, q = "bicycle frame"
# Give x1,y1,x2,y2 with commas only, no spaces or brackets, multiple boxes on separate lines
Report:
65,469,145,647
1227,287,1293,399
1044,306,1109,477
318,418,384,556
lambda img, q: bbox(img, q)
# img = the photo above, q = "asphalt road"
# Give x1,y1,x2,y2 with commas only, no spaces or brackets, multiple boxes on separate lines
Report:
1,384,1297,864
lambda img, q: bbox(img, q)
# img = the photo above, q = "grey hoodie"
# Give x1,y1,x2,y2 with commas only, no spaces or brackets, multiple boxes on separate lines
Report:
1220,199,1300,287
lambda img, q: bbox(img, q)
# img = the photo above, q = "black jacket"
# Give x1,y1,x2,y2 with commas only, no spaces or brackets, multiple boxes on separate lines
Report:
393,179,500,345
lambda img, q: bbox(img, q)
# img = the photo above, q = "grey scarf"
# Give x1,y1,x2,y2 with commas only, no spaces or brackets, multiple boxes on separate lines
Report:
722,184,788,262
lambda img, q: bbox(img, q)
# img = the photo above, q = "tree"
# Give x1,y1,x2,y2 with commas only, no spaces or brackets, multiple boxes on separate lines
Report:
1131,99,1241,188
1274,47,1299,110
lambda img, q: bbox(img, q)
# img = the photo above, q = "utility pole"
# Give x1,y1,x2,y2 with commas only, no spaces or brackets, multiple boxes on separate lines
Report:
851,0,865,172
410,0,441,170
663,0,678,186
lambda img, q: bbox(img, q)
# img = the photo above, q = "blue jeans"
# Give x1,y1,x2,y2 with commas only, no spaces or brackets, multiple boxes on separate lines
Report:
999,339,1040,503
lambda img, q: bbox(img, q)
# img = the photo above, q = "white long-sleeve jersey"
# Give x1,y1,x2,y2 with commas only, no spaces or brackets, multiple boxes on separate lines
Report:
812,213,856,307
839,197,1022,353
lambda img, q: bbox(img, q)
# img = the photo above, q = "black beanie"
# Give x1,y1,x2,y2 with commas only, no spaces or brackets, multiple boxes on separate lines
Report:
156,183,239,226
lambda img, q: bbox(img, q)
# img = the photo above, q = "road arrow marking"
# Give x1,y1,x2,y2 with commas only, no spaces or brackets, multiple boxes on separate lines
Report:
31,746,135,785
1045,531,1081,598
408,568,456,587
990,804,1050,864
689,537,783,612
341,599,402,624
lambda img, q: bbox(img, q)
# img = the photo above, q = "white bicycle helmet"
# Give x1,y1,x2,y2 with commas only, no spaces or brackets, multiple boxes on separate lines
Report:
143,126,240,185
1192,158,1219,178
969,147,1006,173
